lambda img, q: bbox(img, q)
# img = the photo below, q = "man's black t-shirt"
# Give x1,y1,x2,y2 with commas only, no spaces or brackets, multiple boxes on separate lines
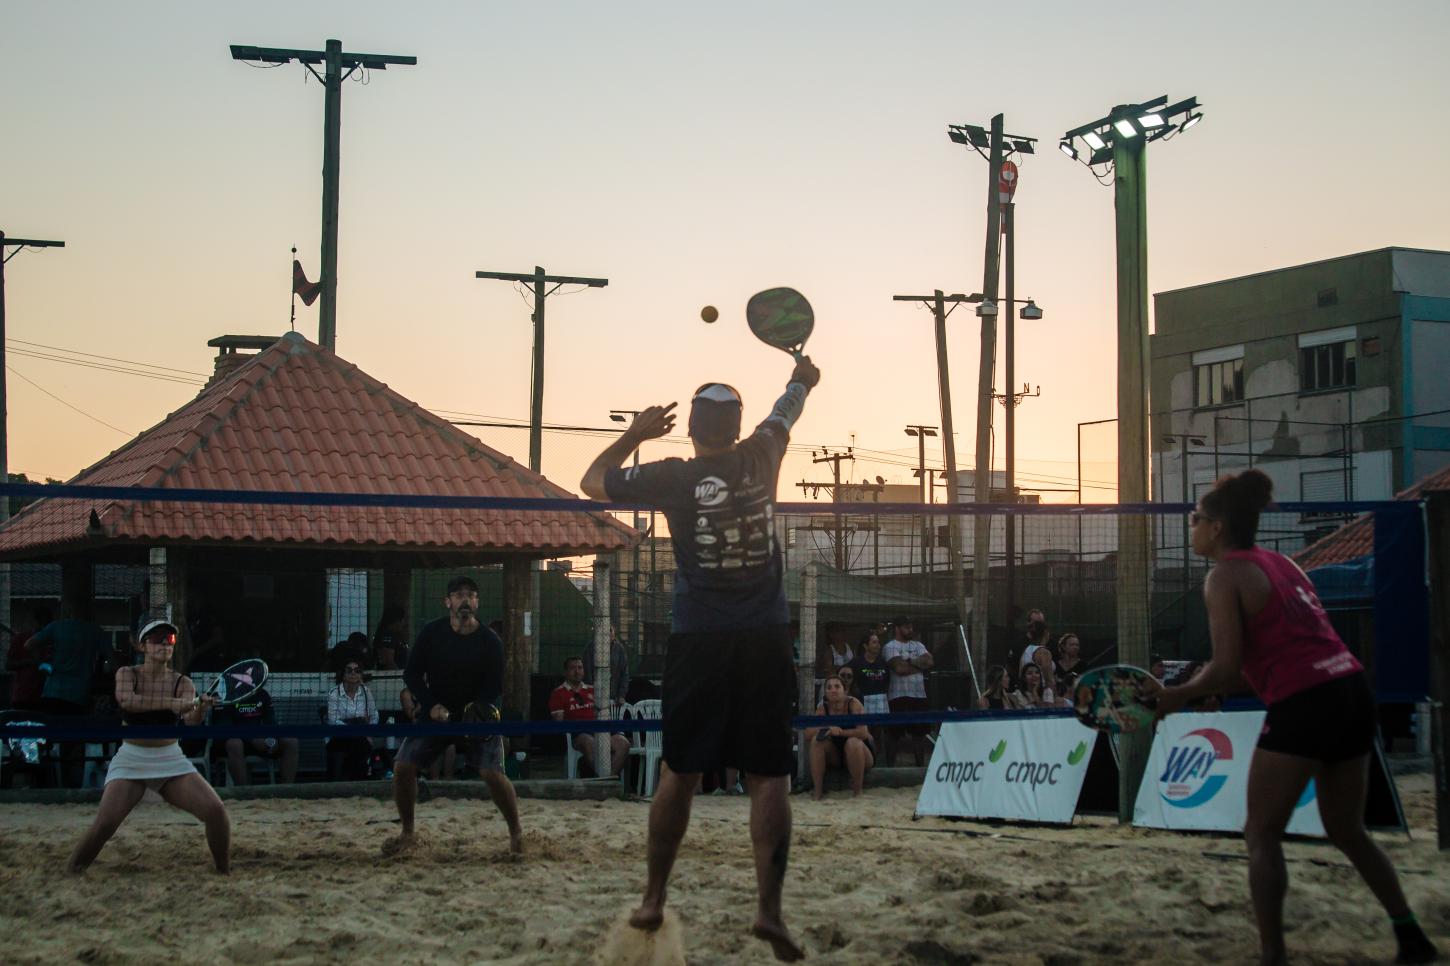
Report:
848,656,890,698
604,420,789,633
404,617,504,717
217,688,274,726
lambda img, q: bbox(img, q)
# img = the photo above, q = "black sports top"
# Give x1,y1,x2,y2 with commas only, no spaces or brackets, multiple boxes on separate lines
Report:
121,669,185,726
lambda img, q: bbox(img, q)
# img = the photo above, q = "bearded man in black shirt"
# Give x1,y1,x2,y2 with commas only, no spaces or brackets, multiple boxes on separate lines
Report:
389,575,521,856
582,355,818,962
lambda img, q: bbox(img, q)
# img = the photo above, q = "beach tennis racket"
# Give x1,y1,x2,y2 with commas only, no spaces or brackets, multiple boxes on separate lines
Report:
201,657,270,707
1071,664,1158,735
746,287,813,360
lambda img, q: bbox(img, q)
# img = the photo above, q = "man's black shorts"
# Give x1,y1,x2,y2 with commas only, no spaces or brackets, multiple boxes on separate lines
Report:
662,625,796,777
1257,672,1375,763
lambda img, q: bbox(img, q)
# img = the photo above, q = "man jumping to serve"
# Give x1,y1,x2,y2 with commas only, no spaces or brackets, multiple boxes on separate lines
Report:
582,354,819,962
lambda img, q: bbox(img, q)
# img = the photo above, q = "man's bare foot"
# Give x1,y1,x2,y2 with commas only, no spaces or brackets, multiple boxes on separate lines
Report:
509,830,524,858
381,831,419,858
752,918,805,962
629,904,665,931
810,791,824,802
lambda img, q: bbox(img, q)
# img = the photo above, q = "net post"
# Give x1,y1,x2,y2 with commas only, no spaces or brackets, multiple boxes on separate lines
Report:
796,561,819,785
591,556,613,781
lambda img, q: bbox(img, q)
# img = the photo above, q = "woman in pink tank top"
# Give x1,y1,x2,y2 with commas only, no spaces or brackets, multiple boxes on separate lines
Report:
1150,470,1436,965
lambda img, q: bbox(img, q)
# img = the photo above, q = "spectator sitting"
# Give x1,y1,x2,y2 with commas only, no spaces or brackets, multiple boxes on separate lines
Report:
329,632,372,676
1032,647,1070,708
977,665,1013,710
1056,632,1084,685
583,624,631,708
847,631,890,750
883,616,933,767
548,656,629,778
326,661,377,780
5,605,54,711
218,685,299,784
400,686,454,780
805,674,874,799
1015,663,1051,708
373,606,410,671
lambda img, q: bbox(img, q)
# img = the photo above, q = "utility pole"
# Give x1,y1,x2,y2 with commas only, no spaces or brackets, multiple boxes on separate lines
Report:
895,294,975,651
812,448,854,570
904,425,938,575
231,40,417,351
1060,94,1203,823
0,232,65,647
476,267,608,473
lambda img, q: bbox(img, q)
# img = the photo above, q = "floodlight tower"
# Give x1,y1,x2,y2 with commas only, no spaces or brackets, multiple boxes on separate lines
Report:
1060,95,1203,822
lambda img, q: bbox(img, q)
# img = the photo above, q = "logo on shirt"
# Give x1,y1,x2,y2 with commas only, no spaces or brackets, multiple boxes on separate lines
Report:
695,476,729,506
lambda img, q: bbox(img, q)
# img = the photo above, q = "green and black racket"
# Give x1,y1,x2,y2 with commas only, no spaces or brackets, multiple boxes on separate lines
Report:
1071,664,1158,735
746,287,814,360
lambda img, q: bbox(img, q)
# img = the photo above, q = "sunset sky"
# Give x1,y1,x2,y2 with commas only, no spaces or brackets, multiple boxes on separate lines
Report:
4,2,1448,504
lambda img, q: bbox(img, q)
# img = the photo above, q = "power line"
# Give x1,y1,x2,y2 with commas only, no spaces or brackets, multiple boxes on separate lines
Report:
7,366,131,435
7,338,210,377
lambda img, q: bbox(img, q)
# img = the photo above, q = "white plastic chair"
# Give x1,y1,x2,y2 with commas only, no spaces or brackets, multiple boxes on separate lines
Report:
630,699,663,797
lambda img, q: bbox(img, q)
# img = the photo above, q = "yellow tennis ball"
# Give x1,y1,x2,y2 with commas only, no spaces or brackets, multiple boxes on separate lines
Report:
701,305,718,324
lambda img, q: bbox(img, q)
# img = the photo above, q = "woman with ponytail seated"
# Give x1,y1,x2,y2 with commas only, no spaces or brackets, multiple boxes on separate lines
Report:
1147,469,1438,965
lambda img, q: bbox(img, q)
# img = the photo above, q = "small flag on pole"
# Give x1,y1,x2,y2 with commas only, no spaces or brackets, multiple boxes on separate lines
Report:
292,259,322,306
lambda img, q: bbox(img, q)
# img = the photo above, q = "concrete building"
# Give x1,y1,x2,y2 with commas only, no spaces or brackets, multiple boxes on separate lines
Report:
1150,247,1450,565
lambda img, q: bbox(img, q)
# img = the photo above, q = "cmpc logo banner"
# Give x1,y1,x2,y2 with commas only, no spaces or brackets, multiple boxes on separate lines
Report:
916,715,1098,825
1134,711,1327,837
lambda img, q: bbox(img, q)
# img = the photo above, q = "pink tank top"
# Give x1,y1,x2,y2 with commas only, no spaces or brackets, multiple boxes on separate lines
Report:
1222,546,1362,706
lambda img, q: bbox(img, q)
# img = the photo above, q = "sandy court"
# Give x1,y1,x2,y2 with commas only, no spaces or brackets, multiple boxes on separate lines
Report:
1,775,1447,964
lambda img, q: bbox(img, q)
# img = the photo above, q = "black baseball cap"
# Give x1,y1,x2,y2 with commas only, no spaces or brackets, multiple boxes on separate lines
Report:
446,575,479,596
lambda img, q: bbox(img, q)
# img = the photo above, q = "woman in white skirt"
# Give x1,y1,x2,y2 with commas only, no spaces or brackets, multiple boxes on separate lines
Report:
68,620,230,874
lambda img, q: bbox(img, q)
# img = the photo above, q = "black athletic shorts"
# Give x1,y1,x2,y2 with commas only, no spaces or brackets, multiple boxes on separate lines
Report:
661,625,797,777
1257,672,1375,763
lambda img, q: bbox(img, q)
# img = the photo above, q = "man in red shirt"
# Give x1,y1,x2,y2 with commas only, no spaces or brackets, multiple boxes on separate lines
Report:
548,656,629,778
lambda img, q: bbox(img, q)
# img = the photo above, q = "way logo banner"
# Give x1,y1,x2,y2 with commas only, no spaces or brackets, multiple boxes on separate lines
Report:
1133,711,1326,836
916,715,1097,824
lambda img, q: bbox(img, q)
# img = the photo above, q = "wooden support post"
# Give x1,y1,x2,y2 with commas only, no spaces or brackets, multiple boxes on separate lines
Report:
592,557,613,779
502,557,537,724
1424,492,1450,850
797,562,819,784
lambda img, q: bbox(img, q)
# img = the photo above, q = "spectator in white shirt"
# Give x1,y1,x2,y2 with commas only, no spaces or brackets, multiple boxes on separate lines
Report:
882,616,933,766
326,662,378,779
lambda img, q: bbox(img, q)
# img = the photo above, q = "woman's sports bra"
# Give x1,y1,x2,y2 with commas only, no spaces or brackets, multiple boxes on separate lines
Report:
122,670,184,726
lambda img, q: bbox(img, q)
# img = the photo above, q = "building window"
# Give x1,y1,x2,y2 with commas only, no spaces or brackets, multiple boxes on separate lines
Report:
1299,339,1356,392
1194,357,1244,407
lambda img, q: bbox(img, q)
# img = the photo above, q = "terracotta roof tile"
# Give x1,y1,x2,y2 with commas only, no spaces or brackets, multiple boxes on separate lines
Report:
1296,463,1450,570
0,333,634,558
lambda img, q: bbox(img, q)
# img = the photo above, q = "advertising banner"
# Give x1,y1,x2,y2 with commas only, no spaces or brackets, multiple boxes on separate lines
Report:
916,714,1098,824
1132,711,1326,836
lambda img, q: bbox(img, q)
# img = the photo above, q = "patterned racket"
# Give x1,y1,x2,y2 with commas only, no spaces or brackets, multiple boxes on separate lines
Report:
1071,664,1159,735
201,657,270,707
746,287,814,360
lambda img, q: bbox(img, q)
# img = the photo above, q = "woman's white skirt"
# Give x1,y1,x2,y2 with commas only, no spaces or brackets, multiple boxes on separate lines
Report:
105,742,197,791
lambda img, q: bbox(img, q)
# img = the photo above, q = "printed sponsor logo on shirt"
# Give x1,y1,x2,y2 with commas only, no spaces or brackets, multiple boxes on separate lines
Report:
694,476,729,507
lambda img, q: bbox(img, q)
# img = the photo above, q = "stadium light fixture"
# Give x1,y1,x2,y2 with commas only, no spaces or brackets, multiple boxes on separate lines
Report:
1138,112,1165,128
1059,140,1078,160
1020,300,1043,321
1180,112,1203,132
1114,118,1140,138
1083,130,1107,151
